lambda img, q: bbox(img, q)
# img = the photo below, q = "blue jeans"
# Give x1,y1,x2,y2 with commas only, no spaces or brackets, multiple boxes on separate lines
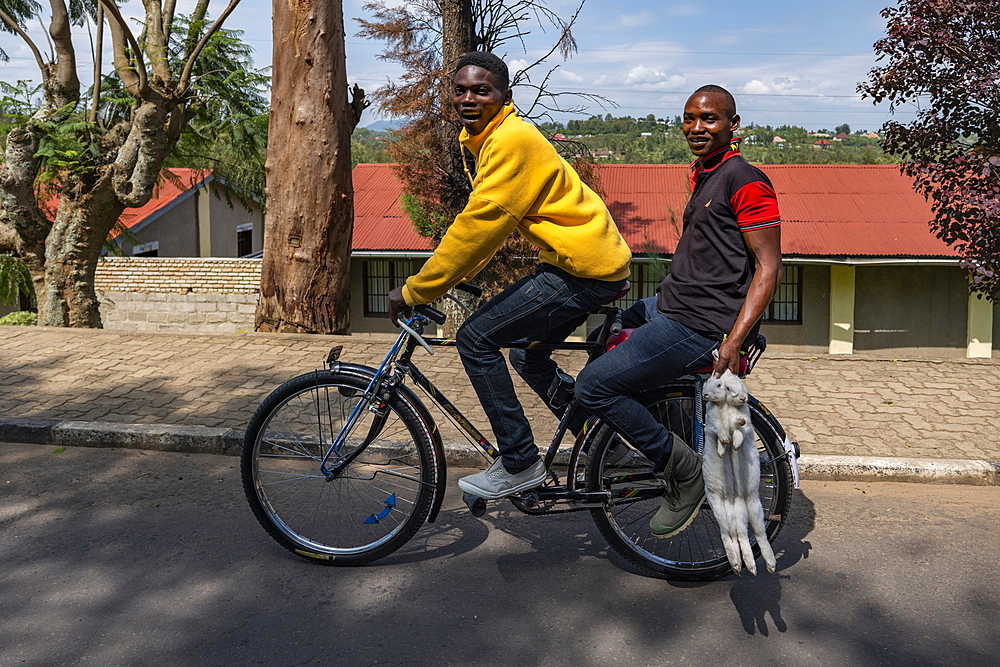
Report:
575,297,719,468
457,264,627,471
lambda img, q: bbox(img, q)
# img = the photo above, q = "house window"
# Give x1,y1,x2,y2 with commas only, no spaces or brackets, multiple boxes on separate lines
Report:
763,265,802,323
363,260,418,316
237,223,253,257
615,260,668,309
133,241,159,257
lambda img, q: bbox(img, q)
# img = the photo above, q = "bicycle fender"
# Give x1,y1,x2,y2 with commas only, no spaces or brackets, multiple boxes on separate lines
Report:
392,383,448,524
331,362,448,524
747,396,786,443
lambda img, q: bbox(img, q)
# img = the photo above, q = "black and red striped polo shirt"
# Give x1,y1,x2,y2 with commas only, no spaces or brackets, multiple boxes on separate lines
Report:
656,141,781,340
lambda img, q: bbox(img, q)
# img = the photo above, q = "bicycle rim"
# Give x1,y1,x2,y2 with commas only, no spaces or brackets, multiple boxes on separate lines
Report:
242,371,434,565
587,386,791,581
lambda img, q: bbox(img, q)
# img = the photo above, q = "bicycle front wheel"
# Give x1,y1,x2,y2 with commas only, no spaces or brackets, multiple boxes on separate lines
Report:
586,384,793,581
241,369,436,565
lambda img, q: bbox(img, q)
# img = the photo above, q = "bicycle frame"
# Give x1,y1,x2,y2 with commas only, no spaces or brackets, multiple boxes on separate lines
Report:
318,307,797,514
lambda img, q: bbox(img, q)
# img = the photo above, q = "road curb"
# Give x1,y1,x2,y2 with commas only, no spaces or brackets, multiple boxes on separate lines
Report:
797,454,1000,486
2,418,998,485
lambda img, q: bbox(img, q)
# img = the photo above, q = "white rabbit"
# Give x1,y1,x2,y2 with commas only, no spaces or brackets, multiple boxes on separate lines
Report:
702,367,776,575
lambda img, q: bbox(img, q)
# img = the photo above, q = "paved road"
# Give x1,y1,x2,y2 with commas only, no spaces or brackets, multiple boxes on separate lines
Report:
2,442,998,666
2,326,1000,460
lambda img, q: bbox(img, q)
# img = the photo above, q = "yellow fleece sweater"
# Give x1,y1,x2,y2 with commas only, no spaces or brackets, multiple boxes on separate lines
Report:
402,104,632,306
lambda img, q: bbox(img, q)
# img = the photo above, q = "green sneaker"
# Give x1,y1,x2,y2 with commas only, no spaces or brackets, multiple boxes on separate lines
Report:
649,441,705,538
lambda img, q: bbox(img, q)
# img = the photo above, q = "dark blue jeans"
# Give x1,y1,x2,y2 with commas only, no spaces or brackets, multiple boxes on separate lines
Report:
456,264,627,471
575,297,719,468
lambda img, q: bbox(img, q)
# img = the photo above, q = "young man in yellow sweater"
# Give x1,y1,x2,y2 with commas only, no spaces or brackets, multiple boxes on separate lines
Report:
388,51,632,499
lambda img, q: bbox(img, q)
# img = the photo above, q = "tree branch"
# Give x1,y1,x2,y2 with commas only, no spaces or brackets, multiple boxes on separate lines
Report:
99,0,149,95
0,7,50,88
162,0,178,40
90,4,104,123
348,84,370,130
141,0,174,82
47,0,81,105
178,0,244,94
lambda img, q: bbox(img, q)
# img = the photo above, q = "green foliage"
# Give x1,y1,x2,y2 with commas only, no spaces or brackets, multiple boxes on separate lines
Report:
162,18,270,207
32,111,102,177
401,193,448,241
860,0,1000,300
0,311,38,325
0,252,34,306
0,79,43,121
351,127,392,167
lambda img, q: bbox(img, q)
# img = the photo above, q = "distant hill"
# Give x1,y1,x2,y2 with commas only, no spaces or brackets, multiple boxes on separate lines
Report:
364,119,408,132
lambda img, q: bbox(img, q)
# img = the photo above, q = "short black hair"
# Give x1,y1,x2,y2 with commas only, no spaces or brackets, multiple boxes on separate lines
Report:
455,51,510,91
692,84,737,118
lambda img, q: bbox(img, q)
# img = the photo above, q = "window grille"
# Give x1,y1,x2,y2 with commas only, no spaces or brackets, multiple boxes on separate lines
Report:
762,265,802,323
363,260,418,316
615,261,668,309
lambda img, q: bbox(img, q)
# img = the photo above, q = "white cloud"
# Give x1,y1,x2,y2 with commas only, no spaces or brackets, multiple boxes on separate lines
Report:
740,76,812,96
507,58,530,74
557,69,585,84
617,11,658,28
603,65,686,90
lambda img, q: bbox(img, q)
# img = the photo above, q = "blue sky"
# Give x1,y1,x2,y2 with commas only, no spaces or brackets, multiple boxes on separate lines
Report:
1,0,915,131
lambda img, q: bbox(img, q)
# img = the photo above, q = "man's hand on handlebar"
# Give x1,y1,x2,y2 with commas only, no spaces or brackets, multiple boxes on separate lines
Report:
713,337,741,377
388,286,411,327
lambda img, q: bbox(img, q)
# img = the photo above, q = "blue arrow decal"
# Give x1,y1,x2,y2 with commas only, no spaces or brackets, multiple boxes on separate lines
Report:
363,493,397,524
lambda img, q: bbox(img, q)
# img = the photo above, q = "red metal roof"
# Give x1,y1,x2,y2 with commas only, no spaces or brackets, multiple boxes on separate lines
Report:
117,168,211,231
351,163,956,258
351,164,433,252
42,168,211,235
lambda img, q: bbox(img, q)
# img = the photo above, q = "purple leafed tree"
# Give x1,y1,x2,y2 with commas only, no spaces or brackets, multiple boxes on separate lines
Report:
859,0,1000,301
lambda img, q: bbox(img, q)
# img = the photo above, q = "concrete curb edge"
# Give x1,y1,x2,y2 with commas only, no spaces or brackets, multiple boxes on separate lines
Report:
2,418,997,485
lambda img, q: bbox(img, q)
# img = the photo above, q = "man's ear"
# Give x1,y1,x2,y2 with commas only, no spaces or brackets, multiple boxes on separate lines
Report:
504,88,512,105
730,113,741,132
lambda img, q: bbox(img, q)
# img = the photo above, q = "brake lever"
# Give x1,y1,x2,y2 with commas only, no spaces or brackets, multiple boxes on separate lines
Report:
442,291,473,315
399,319,434,355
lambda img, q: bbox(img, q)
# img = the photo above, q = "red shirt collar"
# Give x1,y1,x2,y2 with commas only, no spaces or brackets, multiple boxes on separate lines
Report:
689,138,742,191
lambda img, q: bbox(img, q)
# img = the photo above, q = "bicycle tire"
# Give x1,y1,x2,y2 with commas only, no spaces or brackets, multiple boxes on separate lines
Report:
241,369,435,565
586,383,793,581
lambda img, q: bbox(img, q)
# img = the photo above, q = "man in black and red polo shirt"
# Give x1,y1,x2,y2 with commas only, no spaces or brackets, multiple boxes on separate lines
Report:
576,84,783,538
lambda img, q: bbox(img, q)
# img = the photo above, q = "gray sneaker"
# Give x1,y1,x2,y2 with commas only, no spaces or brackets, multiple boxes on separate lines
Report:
457,458,546,500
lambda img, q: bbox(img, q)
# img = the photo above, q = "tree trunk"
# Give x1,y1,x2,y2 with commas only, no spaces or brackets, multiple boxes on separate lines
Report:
439,0,475,214
256,0,354,334
38,179,123,327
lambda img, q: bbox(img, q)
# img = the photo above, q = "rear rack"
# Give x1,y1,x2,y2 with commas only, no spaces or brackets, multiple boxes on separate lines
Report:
742,334,767,377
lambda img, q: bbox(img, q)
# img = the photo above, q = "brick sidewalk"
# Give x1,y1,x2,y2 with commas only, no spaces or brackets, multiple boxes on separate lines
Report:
2,326,998,460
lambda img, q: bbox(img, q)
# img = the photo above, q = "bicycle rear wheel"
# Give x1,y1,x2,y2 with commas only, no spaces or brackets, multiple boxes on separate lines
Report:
586,384,792,581
241,369,435,565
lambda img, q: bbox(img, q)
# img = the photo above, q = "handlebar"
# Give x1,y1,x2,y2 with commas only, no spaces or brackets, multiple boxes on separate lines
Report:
414,304,446,325
453,282,483,298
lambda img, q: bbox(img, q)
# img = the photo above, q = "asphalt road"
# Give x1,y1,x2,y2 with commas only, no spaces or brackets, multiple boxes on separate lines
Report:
2,442,998,667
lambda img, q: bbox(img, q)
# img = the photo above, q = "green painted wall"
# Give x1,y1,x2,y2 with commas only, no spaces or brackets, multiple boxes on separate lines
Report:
853,265,968,357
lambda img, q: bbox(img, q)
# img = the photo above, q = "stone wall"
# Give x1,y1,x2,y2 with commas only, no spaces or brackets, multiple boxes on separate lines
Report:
95,257,261,332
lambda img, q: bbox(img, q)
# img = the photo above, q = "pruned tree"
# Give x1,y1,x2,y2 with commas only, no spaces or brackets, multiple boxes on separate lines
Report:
0,0,263,326
860,0,1000,301
254,0,367,334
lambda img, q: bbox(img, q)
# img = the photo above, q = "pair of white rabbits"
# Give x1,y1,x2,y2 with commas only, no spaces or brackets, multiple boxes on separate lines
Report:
701,360,777,576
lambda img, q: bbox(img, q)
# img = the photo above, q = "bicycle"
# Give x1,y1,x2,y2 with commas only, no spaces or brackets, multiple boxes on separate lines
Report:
240,284,800,581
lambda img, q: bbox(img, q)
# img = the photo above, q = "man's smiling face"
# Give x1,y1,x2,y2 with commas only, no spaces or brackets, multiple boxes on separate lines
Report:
452,65,511,135
682,92,740,159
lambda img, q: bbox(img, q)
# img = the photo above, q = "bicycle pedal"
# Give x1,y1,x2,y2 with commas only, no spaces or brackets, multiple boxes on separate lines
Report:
462,492,488,517
518,491,540,508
